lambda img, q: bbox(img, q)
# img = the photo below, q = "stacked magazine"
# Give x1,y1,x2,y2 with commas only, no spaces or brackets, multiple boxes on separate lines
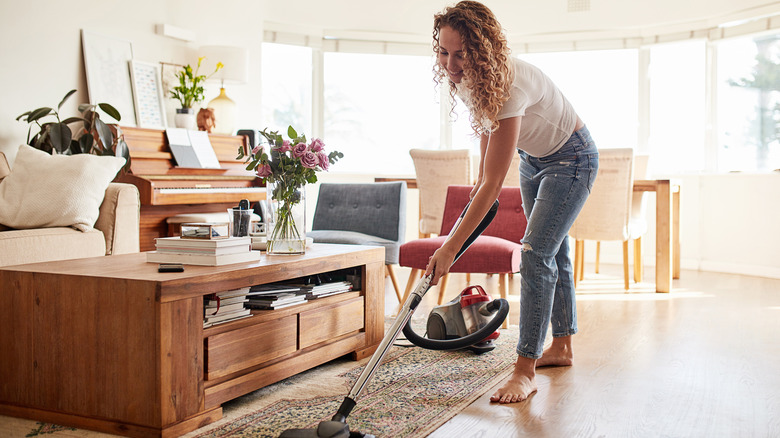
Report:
245,284,307,310
148,236,260,266
203,287,252,327
300,281,353,299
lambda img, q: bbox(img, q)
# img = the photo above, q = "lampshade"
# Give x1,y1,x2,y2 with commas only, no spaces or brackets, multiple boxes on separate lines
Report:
198,45,249,135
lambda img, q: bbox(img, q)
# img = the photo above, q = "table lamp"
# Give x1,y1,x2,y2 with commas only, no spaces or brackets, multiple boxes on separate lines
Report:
199,45,249,135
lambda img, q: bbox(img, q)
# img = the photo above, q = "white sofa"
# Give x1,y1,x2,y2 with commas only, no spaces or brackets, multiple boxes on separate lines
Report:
0,151,140,267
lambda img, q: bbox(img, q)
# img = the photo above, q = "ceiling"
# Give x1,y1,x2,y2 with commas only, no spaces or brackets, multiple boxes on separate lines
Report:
263,0,780,44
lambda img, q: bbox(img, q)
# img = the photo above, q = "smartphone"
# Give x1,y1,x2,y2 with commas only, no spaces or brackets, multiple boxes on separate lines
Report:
158,263,184,273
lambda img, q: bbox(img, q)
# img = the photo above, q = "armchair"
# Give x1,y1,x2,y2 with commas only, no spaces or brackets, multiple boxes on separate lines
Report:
399,185,525,327
308,182,407,302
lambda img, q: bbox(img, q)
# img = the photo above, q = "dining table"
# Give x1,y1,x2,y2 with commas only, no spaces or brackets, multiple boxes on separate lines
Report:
375,176,680,293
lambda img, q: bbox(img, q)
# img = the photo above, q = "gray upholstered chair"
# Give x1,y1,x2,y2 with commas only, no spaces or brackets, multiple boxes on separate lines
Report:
308,182,407,302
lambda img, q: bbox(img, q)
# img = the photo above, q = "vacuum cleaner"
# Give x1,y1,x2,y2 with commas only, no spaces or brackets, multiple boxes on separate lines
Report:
280,200,510,438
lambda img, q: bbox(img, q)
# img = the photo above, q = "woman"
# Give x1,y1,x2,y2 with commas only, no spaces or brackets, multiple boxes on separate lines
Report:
426,1,599,404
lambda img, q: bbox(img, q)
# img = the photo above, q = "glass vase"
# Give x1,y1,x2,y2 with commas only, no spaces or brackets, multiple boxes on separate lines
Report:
266,181,306,255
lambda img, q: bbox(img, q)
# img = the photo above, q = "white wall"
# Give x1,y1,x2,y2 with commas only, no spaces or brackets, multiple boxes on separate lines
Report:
0,0,265,164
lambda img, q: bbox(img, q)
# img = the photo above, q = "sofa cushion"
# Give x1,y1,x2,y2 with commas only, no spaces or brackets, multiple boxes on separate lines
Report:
0,227,106,267
0,145,125,232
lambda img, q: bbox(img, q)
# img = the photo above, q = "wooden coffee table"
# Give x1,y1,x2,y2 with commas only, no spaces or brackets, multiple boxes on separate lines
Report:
0,244,384,437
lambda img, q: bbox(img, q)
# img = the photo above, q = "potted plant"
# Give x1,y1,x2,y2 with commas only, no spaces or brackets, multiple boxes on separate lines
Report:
169,57,223,129
16,89,130,171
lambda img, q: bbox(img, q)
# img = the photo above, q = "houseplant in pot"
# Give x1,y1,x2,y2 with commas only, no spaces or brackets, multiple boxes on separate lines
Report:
169,57,223,129
16,89,130,171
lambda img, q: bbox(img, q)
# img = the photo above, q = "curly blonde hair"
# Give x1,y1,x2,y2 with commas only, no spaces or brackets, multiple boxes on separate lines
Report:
433,1,514,134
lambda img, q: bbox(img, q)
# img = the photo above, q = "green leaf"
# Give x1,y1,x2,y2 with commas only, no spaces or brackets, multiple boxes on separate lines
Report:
78,103,94,113
27,107,53,123
16,111,31,121
94,118,113,151
49,122,73,153
78,134,93,154
70,139,83,154
58,89,77,111
61,116,87,125
236,145,245,159
287,125,297,139
98,103,121,121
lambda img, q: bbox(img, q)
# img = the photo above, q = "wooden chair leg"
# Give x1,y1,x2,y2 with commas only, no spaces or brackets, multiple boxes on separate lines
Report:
499,273,508,329
595,241,601,273
622,240,630,290
402,268,421,303
437,273,450,305
633,236,643,283
386,264,402,303
573,239,581,287
466,273,471,283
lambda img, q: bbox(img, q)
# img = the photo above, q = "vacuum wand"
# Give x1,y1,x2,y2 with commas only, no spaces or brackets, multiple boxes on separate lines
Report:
334,199,499,421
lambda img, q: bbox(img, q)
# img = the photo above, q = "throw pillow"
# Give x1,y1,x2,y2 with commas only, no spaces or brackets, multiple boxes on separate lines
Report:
0,144,126,231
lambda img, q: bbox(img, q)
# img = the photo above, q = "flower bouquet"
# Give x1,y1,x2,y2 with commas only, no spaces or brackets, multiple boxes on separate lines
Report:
238,126,342,254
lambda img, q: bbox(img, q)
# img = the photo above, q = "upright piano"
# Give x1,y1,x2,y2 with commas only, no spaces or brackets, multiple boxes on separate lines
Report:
117,126,265,251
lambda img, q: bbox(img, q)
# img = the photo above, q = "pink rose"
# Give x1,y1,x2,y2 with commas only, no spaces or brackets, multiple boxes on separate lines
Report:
317,151,329,170
275,139,291,153
251,144,263,155
255,163,273,178
301,151,319,169
292,142,308,158
310,138,325,153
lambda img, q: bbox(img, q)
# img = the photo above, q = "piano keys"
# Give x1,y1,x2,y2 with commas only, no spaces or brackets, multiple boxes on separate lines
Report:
117,126,265,251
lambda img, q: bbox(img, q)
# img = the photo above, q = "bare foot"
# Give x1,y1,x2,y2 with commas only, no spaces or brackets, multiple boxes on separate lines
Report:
490,357,537,404
536,336,573,368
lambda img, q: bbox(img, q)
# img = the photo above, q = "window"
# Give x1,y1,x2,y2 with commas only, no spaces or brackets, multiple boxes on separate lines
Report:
648,40,706,174
519,50,638,151
716,33,780,172
261,43,313,135
323,52,440,174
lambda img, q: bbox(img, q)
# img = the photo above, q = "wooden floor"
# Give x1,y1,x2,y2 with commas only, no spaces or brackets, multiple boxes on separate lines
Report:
385,265,780,438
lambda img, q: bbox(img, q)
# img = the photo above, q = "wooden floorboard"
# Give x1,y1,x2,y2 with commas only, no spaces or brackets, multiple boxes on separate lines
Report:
384,265,780,438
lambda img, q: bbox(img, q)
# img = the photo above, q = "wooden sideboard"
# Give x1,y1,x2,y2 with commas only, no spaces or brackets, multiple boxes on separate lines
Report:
0,244,384,437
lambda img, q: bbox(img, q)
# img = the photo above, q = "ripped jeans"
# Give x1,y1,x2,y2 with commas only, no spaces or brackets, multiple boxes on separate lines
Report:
515,126,598,359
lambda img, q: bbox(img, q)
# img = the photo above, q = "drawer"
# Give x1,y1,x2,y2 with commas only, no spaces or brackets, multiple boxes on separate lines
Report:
205,314,297,380
299,297,364,349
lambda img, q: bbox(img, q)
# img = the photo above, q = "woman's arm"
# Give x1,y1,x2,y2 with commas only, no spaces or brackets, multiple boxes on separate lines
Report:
470,133,489,199
425,116,521,285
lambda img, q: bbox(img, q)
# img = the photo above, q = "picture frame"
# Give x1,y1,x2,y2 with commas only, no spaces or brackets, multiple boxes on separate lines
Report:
129,60,167,129
80,30,137,126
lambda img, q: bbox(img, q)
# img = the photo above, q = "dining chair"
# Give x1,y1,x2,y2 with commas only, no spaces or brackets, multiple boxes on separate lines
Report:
399,185,525,327
592,154,650,283
569,148,642,290
409,149,472,238
308,181,407,302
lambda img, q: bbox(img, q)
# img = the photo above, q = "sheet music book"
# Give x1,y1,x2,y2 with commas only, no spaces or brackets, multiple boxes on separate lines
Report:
165,128,221,169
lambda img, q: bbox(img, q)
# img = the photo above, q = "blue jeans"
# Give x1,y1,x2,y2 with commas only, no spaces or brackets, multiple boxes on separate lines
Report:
515,126,599,359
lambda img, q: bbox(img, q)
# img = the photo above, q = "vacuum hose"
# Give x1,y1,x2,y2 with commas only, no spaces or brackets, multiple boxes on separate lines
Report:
401,298,510,350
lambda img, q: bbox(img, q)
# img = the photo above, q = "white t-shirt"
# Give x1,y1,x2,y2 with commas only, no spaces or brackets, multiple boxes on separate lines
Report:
457,57,578,157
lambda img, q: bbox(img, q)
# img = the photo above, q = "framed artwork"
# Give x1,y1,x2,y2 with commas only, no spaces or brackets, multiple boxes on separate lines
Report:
129,60,167,129
161,62,184,126
81,30,137,126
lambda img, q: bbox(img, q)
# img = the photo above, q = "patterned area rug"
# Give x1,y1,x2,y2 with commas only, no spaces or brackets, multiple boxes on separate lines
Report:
0,324,520,438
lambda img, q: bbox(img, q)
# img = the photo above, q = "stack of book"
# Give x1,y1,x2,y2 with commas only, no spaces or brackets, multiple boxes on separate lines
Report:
203,287,252,327
301,281,353,299
147,236,261,266
245,284,307,310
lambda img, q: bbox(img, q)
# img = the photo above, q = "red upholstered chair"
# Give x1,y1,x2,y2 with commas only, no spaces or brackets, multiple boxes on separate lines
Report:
399,185,526,316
